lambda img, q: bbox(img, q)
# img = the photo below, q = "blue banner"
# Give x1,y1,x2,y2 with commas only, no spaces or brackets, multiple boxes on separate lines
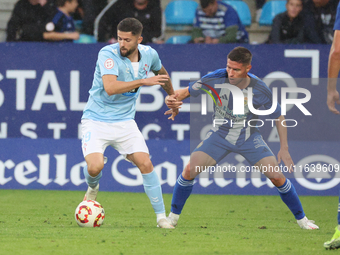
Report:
0,43,339,195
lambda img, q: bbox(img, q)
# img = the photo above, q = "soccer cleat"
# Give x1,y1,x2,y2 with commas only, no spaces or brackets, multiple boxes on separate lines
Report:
166,212,179,227
297,216,319,230
157,218,175,229
83,184,99,201
324,226,340,250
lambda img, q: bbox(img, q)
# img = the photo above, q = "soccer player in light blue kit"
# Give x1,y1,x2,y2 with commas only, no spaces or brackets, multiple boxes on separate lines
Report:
81,18,176,228
165,46,319,230
324,1,340,249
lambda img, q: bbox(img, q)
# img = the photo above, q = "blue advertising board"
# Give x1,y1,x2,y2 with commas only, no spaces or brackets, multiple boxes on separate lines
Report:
0,43,339,195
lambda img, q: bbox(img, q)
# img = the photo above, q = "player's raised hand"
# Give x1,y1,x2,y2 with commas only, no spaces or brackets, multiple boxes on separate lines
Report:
327,90,340,114
165,93,182,109
144,75,169,86
164,108,179,121
277,149,294,173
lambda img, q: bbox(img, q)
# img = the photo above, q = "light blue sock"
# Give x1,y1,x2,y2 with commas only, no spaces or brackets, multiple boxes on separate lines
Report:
277,179,305,220
142,171,165,214
171,174,195,215
83,165,102,188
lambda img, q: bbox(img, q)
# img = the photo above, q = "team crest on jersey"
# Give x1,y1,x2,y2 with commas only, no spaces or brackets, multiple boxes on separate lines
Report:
143,64,149,75
104,59,114,69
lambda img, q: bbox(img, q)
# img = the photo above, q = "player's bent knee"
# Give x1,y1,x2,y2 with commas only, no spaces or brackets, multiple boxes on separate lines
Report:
187,162,200,180
87,162,104,177
138,159,153,174
269,177,286,187
182,163,193,180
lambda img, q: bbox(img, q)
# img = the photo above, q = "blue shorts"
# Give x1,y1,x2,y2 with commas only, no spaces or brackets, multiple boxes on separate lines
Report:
193,131,274,165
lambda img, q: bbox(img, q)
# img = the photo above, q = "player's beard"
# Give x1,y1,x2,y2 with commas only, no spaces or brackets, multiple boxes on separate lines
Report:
120,45,137,58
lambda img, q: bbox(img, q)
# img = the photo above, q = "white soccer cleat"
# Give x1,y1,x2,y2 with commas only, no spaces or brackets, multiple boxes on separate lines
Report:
157,218,175,229
83,184,99,201
166,212,179,227
297,216,319,230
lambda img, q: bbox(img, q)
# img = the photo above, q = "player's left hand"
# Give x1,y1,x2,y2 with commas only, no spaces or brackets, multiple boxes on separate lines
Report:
277,149,294,173
164,108,179,121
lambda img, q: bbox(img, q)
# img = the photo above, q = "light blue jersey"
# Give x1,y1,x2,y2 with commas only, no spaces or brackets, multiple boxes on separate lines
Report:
82,43,162,122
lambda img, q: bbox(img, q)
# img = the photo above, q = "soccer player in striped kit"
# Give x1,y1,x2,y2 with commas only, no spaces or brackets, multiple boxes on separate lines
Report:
165,46,319,230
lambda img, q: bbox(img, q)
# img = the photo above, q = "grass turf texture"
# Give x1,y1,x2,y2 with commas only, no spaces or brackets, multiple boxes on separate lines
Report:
0,190,337,255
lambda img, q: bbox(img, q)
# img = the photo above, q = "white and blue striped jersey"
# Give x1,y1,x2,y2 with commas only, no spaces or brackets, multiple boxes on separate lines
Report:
194,1,248,43
189,68,281,146
82,43,162,123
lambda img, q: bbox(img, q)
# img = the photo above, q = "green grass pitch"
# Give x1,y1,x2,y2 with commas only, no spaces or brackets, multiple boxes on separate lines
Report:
0,189,337,255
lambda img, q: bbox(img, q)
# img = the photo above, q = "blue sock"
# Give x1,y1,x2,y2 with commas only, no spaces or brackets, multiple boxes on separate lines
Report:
337,190,340,225
171,174,195,215
83,165,102,188
142,171,165,214
277,179,305,220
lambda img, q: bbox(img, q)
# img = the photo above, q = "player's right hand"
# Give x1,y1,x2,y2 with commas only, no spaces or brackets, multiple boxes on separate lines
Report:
327,90,340,115
165,93,182,109
144,75,169,86
277,149,294,173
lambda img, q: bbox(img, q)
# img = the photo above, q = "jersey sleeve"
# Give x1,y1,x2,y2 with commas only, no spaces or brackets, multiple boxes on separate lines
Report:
150,48,162,72
265,99,281,119
97,48,119,77
188,70,224,97
188,79,205,97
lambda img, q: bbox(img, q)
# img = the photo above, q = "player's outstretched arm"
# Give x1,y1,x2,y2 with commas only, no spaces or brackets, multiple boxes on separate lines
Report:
327,30,340,114
153,65,175,96
154,65,182,120
102,74,169,95
276,115,294,172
